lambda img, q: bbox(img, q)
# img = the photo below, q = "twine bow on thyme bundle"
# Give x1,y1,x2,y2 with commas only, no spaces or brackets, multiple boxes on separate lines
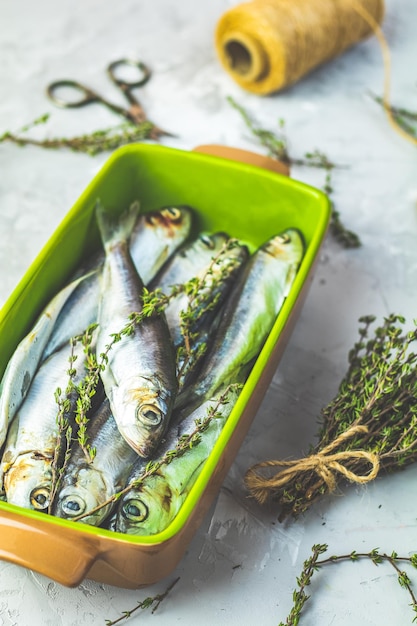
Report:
244,314,417,521
245,424,380,506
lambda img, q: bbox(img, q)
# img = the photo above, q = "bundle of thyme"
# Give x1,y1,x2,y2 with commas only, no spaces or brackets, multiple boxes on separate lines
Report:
245,314,417,520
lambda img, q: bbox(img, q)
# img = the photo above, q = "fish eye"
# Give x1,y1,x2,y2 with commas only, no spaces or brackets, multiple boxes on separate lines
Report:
278,233,291,244
161,207,182,221
121,498,149,523
137,405,163,427
30,487,50,511
61,495,86,517
145,212,158,225
199,234,215,249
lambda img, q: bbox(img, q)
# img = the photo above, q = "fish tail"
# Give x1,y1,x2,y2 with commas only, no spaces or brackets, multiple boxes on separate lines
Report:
96,200,141,252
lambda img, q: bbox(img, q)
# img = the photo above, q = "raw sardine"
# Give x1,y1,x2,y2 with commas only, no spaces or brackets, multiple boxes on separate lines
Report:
52,398,139,526
95,203,178,458
149,232,249,387
176,228,305,412
0,340,89,511
43,203,193,359
0,272,91,448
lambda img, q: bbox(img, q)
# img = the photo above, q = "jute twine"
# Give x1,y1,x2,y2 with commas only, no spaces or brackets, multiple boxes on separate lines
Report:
215,0,385,95
216,0,417,146
244,424,380,505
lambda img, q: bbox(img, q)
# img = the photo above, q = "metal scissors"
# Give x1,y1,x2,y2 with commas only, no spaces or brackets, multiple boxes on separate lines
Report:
46,59,171,140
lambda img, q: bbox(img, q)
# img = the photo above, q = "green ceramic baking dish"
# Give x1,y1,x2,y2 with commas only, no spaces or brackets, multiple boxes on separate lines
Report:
0,143,330,588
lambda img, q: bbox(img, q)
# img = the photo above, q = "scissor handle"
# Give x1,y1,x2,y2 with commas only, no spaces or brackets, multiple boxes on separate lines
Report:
46,79,100,108
107,59,151,90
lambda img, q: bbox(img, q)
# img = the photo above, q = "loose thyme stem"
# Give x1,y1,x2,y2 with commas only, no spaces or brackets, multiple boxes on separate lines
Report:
280,545,417,625
227,95,361,249
371,93,417,139
49,337,80,511
176,238,241,381
1,116,159,155
104,577,180,626
278,544,328,626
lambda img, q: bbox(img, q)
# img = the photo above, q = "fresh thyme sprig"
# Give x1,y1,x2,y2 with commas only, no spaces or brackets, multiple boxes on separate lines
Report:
280,544,417,625
105,576,180,626
245,314,417,519
371,93,417,140
175,238,242,386
0,113,158,155
49,337,78,511
279,543,327,626
227,96,361,249
139,237,243,386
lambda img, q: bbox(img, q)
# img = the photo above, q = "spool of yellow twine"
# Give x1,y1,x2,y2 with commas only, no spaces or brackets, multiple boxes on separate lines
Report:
215,0,385,95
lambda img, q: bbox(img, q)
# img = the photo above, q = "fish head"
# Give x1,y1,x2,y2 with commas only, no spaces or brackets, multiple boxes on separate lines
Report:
129,205,193,283
197,237,249,291
173,231,230,273
3,453,53,512
265,228,305,265
140,206,193,249
145,205,192,233
53,465,111,525
185,231,230,265
115,378,174,458
115,478,175,536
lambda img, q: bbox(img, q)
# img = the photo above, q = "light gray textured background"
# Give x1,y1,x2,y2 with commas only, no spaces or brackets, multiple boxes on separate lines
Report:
0,1,416,624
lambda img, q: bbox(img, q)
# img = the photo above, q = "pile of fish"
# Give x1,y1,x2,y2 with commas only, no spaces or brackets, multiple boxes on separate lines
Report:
0,201,304,535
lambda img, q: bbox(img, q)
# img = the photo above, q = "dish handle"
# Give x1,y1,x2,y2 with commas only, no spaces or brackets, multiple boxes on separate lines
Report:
0,510,100,588
193,144,290,176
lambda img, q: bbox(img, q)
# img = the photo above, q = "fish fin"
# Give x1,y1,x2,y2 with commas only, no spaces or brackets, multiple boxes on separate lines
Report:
95,200,141,252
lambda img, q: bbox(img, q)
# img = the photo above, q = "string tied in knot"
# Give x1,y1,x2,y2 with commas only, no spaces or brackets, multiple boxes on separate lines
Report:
244,424,380,505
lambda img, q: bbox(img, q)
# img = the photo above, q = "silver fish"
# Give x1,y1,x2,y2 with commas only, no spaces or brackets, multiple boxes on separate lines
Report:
176,228,305,413
150,232,249,349
149,232,249,390
0,340,89,511
42,203,193,360
52,398,139,526
95,202,178,458
113,383,242,536
0,272,91,449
